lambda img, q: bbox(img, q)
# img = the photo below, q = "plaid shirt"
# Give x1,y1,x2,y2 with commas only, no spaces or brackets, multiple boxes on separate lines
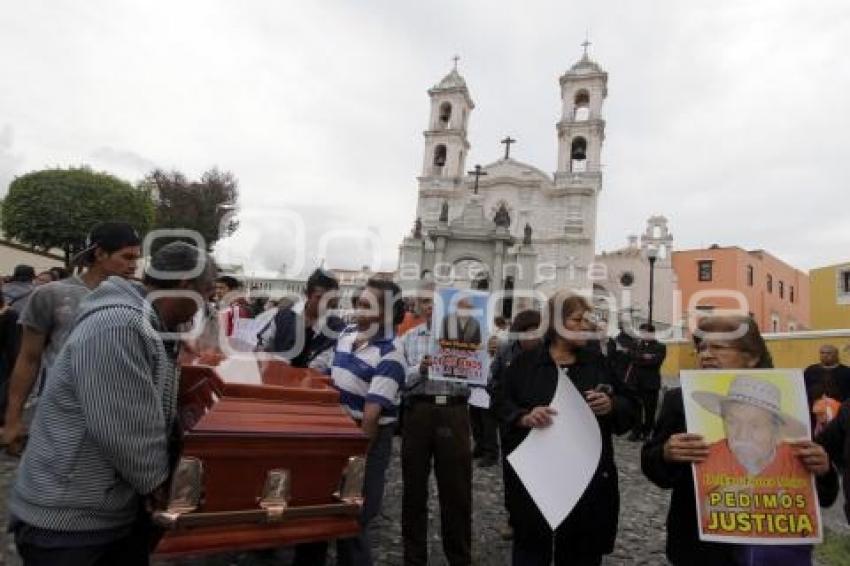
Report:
400,322,469,398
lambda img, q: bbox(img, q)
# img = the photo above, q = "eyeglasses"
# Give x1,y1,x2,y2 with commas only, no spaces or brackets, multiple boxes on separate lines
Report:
696,341,739,354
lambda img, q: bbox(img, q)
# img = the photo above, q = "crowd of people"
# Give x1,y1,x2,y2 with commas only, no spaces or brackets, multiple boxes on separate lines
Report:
0,222,849,566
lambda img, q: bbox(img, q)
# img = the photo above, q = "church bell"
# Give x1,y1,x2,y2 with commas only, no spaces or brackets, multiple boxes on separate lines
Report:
571,145,586,161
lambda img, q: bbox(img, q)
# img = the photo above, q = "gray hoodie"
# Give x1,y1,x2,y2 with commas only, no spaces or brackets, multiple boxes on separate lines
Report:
9,276,179,532
2,280,34,313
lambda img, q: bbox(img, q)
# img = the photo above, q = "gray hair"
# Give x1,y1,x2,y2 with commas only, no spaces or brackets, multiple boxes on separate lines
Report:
143,241,216,289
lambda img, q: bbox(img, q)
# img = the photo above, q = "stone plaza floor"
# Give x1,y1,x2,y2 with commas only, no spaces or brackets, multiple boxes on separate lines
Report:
1,435,848,565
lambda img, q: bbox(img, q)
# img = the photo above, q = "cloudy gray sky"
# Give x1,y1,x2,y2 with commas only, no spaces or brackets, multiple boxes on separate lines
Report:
1,0,848,276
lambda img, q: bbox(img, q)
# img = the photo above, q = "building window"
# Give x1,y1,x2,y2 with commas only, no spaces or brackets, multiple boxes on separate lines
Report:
778,281,784,299
574,90,590,121
747,265,754,287
790,285,795,303
620,271,634,287
432,144,447,175
767,274,773,293
842,269,850,294
570,137,587,172
788,322,796,332
438,102,452,129
771,315,779,333
698,260,713,282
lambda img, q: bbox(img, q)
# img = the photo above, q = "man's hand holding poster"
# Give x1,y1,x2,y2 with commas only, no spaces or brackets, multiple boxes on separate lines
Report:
681,369,823,545
429,287,490,385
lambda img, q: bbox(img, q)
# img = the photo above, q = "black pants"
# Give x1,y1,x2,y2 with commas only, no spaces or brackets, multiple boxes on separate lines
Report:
469,405,499,460
15,518,153,566
634,388,660,435
402,399,472,566
512,530,603,566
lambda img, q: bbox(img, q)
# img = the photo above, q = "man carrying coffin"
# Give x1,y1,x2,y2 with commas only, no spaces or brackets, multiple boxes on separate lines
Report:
8,242,215,564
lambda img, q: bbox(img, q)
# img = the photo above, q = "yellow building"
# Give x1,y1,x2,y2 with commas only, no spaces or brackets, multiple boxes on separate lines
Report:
810,262,850,330
660,330,850,384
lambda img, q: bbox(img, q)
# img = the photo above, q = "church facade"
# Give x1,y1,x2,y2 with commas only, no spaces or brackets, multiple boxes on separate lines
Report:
398,50,609,317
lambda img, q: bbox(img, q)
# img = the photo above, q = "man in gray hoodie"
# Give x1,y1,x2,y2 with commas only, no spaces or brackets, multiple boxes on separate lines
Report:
8,241,215,565
1,265,35,313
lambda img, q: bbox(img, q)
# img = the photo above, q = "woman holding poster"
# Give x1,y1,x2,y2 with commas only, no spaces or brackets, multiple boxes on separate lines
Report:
493,293,638,566
641,315,838,566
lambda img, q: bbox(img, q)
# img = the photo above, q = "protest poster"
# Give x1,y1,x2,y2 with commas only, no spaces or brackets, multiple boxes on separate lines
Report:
428,287,490,386
681,369,822,545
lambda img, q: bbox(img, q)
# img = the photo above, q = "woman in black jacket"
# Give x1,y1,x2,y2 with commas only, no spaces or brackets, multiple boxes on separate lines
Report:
493,293,638,566
641,315,837,566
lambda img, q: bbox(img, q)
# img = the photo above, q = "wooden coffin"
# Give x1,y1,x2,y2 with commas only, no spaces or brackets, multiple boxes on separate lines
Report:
153,359,369,557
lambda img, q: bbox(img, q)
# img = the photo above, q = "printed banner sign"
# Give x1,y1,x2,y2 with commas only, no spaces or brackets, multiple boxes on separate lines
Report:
428,287,490,386
681,369,822,545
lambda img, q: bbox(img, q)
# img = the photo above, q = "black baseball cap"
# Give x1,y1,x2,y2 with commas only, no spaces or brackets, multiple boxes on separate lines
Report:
12,264,35,281
72,222,142,266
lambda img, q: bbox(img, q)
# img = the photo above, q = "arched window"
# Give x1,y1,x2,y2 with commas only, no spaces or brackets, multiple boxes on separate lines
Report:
574,89,590,121
439,102,452,129
433,144,447,175
570,137,587,172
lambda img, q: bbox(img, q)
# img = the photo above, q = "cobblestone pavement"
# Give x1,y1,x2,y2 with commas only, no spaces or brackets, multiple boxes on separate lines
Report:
1,437,847,565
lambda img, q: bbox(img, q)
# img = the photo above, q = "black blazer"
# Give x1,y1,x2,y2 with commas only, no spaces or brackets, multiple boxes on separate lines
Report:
628,339,667,390
492,344,638,555
642,388,839,566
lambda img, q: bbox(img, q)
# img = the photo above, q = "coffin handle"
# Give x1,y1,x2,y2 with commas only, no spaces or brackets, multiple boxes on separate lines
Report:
152,457,204,527
259,469,291,523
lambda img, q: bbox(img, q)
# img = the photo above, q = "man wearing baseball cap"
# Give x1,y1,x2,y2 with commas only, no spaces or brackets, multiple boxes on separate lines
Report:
2,222,142,455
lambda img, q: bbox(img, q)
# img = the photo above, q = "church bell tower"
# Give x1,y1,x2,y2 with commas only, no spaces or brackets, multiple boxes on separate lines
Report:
420,58,474,182
556,42,607,178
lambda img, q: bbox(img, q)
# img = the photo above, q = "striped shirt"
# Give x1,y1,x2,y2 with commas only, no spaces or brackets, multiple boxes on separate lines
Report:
9,277,178,533
331,325,406,425
400,322,469,398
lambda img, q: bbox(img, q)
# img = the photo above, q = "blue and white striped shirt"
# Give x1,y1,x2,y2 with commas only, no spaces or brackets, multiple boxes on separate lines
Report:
331,325,406,425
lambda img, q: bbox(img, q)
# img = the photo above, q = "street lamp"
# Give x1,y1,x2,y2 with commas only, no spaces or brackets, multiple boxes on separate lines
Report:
647,247,658,326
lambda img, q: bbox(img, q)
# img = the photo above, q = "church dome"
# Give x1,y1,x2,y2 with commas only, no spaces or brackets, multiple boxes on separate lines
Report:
567,52,604,75
434,69,467,90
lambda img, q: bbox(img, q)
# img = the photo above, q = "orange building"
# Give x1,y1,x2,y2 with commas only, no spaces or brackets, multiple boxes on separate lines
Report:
672,246,809,333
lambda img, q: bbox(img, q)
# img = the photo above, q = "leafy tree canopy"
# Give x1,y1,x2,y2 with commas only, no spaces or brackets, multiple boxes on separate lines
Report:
1,166,155,266
145,167,238,251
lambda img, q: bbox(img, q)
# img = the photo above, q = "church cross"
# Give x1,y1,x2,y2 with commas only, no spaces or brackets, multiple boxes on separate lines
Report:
581,33,591,56
501,136,516,160
452,55,460,71
468,164,487,195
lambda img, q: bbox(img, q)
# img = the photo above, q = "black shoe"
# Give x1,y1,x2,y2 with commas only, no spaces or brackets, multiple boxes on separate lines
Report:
477,456,499,468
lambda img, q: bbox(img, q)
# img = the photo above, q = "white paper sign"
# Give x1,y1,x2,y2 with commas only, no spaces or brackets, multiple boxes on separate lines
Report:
231,309,276,349
507,370,602,529
469,386,490,409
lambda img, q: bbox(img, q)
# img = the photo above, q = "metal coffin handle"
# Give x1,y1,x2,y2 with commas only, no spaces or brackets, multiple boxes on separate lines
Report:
259,469,291,522
334,456,366,505
153,457,204,526
154,457,365,529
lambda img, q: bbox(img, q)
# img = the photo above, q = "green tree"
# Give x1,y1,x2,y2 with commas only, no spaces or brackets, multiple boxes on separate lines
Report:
146,167,238,251
1,167,155,267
